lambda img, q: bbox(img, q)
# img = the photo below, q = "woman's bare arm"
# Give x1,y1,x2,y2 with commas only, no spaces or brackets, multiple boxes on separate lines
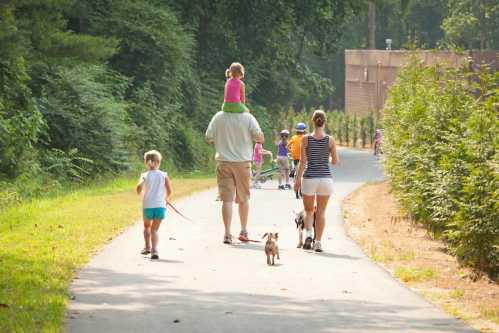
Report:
330,137,338,165
296,136,308,179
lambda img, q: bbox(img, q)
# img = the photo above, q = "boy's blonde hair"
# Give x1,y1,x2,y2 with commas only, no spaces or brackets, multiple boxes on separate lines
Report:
144,150,162,168
225,62,245,79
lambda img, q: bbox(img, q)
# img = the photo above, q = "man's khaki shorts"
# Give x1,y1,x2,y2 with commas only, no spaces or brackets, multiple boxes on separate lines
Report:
216,161,251,203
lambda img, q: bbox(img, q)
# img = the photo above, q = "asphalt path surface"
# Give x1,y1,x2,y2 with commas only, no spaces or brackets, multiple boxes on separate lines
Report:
68,148,477,333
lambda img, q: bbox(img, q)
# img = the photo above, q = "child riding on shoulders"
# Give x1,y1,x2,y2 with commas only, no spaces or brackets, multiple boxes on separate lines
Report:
222,62,250,113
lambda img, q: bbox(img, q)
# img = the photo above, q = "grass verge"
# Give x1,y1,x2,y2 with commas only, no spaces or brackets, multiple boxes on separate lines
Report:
0,175,215,332
343,181,499,333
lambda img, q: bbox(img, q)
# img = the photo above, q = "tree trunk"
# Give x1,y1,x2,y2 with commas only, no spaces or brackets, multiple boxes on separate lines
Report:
368,0,376,49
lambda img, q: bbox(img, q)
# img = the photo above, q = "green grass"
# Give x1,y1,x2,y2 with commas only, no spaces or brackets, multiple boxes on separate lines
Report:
0,174,215,332
394,266,437,282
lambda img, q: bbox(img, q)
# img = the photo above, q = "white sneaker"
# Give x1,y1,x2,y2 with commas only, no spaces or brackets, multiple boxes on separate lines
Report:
313,241,323,252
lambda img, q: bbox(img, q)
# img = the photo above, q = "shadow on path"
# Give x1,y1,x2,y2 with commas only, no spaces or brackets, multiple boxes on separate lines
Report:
69,268,475,333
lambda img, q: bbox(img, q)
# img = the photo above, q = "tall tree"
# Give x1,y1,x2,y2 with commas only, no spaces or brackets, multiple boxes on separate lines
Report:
442,0,499,49
368,0,376,48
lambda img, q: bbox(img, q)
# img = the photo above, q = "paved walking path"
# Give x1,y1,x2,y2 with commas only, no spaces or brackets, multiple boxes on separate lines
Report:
68,148,477,333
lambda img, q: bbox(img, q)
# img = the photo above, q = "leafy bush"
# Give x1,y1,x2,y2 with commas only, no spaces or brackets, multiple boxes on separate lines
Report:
384,59,498,277
38,65,131,173
0,58,44,178
41,148,93,182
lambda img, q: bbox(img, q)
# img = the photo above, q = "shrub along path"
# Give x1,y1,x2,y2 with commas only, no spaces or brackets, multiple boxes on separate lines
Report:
68,149,478,333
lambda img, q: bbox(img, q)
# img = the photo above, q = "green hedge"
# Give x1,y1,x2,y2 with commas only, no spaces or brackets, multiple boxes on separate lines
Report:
384,59,498,277
280,107,380,148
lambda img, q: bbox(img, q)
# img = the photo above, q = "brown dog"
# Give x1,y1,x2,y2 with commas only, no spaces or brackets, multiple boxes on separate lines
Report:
263,232,280,265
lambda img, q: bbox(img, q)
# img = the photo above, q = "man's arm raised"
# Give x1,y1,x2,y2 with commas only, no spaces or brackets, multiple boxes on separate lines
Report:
249,114,264,143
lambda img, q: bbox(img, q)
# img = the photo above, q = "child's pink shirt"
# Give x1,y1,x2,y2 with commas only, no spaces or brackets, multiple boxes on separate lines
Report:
224,78,241,103
253,143,263,163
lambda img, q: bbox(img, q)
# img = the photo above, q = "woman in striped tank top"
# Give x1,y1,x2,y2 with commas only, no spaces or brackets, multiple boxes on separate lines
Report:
294,110,338,252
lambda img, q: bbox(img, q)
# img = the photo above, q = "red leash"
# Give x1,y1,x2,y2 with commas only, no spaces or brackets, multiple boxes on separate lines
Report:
241,238,261,243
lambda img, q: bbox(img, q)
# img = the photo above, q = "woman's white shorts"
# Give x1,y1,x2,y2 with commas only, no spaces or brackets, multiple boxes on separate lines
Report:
301,178,334,196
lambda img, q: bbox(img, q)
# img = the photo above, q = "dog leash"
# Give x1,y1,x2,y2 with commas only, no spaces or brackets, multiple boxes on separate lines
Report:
167,202,262,242
167,202,194,222
243,238,261,243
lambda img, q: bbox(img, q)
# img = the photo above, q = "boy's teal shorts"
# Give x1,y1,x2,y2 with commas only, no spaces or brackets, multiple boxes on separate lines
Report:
143,207,166,220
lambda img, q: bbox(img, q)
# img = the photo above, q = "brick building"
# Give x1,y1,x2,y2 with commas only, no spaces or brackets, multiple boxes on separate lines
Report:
345,50,498,115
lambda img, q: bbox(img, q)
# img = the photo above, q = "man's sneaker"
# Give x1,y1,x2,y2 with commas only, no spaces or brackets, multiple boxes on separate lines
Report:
238,230,249,242
303,237,313,250
285,184,292,190
313,241,323,252
223,235,233,244
151,251,159,260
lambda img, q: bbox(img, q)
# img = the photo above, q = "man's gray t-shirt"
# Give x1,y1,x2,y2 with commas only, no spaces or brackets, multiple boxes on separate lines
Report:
205,112,262,162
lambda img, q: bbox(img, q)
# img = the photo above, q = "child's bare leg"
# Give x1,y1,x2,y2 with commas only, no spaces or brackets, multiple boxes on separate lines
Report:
151,219,162,252
278,168,283,185
143,220,152,250
254,165,262,183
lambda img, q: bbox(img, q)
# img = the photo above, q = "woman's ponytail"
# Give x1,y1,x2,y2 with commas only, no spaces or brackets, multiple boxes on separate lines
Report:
312,110,326,128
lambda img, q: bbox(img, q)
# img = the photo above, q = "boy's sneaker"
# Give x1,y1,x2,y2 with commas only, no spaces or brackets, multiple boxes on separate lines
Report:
238,230,249,242
223,235,233,244
151,251,159,260
285,184,292,190
313,241,323,253
141,248,151,255
303,237,313,250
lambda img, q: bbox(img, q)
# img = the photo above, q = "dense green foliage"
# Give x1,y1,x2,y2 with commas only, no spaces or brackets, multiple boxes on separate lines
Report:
1,0,366,203
1,0,497,200
383,59,498,277
442,0,499,49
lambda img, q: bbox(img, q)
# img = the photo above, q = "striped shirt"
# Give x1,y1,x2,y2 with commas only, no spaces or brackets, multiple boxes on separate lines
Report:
303,135,332,179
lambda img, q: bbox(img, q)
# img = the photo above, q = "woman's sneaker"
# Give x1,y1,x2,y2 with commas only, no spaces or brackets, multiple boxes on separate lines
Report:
141,248,151,255
303,237,313,250
313,241,323,252
151,251,159,260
